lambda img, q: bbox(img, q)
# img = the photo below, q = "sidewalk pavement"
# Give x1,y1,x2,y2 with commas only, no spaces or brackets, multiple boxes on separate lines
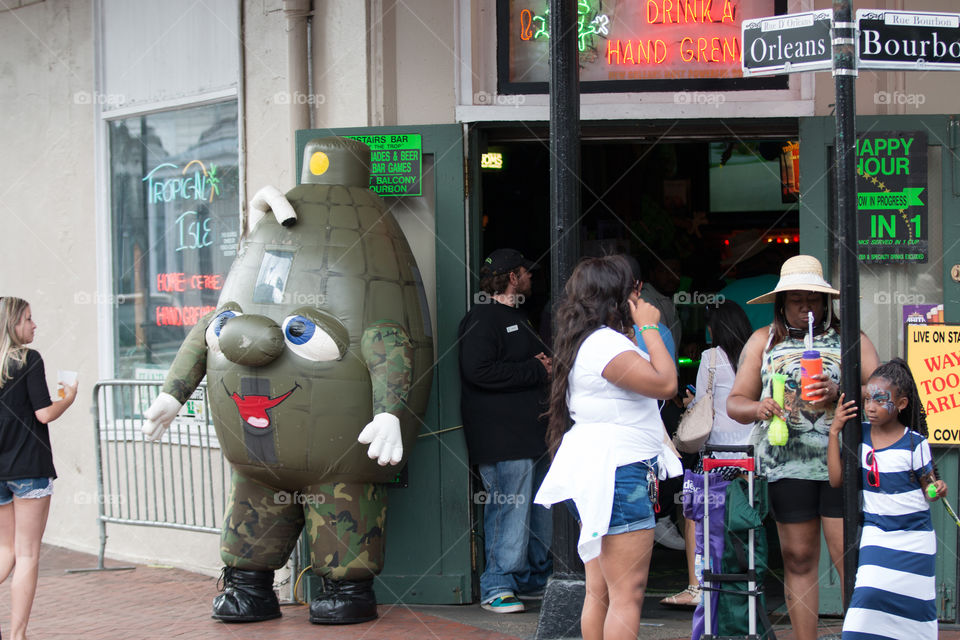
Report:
3,544,959,639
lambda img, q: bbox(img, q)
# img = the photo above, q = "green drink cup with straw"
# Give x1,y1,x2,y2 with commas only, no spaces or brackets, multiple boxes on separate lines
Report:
768,373,789,446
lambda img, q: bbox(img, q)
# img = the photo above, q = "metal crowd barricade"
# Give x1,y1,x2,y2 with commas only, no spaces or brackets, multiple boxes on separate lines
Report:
69,379,229,573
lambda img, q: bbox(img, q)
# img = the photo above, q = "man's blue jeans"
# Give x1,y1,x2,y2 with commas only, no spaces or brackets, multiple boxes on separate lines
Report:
477,457,553,603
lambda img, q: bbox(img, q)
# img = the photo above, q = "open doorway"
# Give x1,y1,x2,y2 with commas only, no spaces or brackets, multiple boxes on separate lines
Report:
478,130,800,346
476,123,802,597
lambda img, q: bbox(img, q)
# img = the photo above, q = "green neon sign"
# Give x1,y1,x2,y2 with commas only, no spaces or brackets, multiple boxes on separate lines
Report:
529,0,610,52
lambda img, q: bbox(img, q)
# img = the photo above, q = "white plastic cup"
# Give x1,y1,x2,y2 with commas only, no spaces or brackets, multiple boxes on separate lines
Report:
57,369,78,398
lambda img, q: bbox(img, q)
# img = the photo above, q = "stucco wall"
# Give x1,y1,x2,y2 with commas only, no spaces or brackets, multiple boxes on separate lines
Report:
243,0,297,194
0,0,104,563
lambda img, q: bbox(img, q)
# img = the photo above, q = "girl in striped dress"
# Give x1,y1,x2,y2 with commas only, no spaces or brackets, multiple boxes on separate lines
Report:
827,358,947,640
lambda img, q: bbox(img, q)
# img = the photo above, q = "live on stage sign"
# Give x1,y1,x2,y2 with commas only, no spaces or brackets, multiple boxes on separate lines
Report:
858,10,960,71
905,323,960,446
741,10,833,76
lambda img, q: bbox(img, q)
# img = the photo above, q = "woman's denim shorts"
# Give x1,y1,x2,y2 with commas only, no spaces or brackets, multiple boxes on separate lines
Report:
0,477,54,505
566,458,658,535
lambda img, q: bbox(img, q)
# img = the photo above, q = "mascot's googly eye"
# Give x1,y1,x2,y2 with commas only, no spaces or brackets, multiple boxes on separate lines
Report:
282,315,341,361
206,310,242,355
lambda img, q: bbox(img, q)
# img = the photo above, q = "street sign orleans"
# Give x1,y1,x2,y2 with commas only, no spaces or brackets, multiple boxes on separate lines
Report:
858,10,960,71
741,10,832,76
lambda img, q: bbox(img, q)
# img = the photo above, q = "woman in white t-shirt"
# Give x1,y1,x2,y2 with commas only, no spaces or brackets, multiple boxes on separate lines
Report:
535,256,678,640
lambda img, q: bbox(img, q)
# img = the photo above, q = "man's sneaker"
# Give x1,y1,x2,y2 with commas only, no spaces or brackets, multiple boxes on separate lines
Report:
653,517,685,550
481,594,525,613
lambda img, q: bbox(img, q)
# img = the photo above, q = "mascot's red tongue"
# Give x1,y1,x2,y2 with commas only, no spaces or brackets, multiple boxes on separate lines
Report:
231,389,295,428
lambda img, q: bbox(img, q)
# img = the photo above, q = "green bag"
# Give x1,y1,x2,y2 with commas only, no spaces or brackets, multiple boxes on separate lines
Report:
718,476,776,639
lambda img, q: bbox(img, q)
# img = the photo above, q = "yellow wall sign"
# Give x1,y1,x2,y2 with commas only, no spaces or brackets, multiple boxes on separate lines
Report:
905,323,960,445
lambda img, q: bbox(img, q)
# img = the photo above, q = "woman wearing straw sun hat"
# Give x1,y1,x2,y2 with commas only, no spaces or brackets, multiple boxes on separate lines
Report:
727,255,879,640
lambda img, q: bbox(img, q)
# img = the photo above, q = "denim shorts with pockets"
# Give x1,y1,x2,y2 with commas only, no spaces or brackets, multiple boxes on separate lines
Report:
0,477,54,505
565,458,658,535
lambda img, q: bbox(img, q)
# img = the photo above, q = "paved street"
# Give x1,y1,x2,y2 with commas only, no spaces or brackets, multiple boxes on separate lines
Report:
2,545,958,639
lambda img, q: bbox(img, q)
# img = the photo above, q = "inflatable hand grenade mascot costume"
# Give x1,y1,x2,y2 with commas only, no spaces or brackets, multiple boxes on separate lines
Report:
142,136,434,625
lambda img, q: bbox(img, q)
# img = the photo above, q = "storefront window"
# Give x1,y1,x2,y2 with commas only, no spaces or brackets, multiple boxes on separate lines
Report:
498,0,788,93
109,101,240,378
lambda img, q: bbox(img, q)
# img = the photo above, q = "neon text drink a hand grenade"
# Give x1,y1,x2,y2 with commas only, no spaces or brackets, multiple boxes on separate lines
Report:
800,350,823,402
768,373,789,446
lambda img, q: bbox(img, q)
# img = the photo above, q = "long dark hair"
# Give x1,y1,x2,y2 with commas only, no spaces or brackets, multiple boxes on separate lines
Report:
545,256,635,456
706,300,752,372
769,291,841,349
869,357,936,481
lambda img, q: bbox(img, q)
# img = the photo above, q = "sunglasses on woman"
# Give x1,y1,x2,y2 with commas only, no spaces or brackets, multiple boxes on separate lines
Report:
866,448,880,488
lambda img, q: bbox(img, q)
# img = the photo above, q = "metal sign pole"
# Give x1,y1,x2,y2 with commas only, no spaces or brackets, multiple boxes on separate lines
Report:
550,0,581,298
535,3,585,637
832,1,862,610
548,0,581,575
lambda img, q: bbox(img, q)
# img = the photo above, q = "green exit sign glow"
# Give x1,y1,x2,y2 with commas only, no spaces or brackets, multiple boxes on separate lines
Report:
481,152,504,169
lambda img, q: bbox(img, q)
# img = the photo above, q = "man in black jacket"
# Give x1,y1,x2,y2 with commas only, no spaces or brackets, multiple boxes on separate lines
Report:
458,248,553,614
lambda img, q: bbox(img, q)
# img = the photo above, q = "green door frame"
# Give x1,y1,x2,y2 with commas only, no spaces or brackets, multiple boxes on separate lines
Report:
294,125,472,604
800,114,959,620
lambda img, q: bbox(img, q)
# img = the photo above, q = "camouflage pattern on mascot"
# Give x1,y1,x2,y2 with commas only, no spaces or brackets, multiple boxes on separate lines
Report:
143,136,434,625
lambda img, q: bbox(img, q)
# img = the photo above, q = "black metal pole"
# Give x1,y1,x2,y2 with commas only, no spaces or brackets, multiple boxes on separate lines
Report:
534,3,583,636
833,0,861,610
548,0,582,581
549,0,580,300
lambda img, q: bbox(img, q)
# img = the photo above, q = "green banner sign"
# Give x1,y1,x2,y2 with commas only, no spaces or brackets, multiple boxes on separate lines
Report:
857,187,925,210
343,134,422,197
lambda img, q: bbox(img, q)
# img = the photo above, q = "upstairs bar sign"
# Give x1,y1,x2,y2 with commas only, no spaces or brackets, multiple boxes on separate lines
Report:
343,134,422,197
741,10,832,76
858,10,960,71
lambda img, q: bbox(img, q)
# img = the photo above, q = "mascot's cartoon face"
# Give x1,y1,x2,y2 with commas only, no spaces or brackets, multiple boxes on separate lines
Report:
203,139,433,491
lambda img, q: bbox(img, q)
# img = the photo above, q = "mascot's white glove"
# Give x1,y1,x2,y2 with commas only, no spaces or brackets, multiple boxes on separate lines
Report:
358,412,403,466
142,392,183,442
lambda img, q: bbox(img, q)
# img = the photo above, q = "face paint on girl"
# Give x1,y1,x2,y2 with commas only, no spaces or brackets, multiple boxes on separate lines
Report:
864,379,898,426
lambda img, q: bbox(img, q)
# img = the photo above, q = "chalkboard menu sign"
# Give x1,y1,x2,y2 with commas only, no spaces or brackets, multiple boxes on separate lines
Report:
856,131,927,264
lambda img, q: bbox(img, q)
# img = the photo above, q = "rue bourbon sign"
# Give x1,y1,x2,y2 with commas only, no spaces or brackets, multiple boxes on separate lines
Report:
858,10,960,71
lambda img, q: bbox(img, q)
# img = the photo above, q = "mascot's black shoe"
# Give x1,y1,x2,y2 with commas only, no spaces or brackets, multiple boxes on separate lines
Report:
211,566,282,623
309,577,378,624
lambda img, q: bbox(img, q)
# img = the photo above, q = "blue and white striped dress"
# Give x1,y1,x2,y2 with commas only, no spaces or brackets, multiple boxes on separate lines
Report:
842,425,937,639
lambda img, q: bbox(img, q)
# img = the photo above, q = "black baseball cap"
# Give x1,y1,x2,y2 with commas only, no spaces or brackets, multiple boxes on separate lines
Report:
482,248,538,276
